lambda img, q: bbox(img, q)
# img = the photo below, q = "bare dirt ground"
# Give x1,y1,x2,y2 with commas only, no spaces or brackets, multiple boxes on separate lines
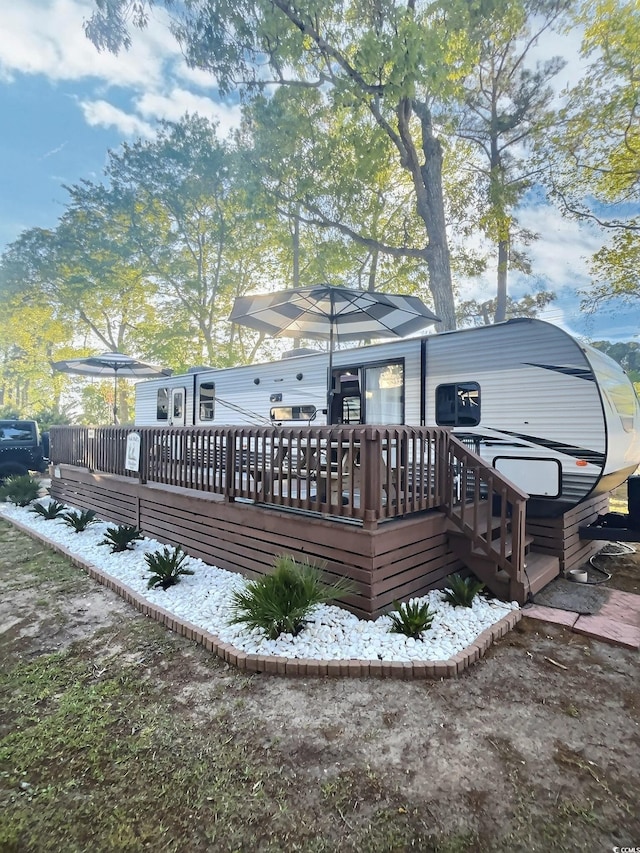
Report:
1,517,640,852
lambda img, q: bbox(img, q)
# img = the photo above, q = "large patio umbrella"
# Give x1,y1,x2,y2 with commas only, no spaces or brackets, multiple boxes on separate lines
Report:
229,284,440,410
52,352,172,424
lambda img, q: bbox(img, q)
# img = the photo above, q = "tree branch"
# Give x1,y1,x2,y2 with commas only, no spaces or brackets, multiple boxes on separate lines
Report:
269,0,384,96
550,183,640,231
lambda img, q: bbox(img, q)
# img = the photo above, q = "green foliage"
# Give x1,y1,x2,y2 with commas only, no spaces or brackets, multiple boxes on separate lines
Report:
0,475,41,506
230,555,352,640
83,0,469,330
34,407,74,432
145,545,194,591
456,0,568,321
591,339,640,383
457,291,556,327
29,499,67,519
0,406,21,420
100,524,144,553
62,509,98,533
442,573,486,608
387,599,434,640
548,0,639,310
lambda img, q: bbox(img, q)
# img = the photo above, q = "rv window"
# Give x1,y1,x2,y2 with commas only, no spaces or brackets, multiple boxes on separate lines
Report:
436,382,480,426
173,391,184,420
599,372,637,433
157,389,169,421
270,405,317,422
199,382,215,421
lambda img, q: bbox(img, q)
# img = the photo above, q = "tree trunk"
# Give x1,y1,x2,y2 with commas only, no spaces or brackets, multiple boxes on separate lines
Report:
397,100,456,331
495,237,509,322
292,204,300,289
414,104,457,330
367,247,378,292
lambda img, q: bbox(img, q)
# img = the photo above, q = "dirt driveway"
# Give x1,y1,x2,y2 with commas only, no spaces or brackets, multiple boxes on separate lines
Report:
1,518,639,852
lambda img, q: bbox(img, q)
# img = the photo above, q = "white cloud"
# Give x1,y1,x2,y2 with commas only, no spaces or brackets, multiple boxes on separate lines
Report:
0,0,178,90
40,141,69,159
174,63,220,91
454,199,608,333
79,99,155,138
526,24,588,96
518,203,602,290
454,198,640,342
135,88,242,134
0,0,238,143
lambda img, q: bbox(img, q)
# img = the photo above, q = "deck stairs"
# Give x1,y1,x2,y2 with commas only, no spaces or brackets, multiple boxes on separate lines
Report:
446,502,560,604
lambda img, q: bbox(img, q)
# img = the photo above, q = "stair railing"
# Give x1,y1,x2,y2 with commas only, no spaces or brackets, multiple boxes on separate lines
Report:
444,435,529,589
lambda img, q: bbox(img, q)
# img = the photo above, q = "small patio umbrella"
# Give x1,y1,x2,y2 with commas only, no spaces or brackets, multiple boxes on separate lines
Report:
52,352,172,424
230,284,440,409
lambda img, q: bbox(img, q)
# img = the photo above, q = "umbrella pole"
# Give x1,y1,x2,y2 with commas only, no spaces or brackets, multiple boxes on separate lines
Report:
113,373,118,424
327,321,335,421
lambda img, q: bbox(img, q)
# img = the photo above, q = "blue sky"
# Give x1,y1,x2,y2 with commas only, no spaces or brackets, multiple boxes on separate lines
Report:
0,0,637,344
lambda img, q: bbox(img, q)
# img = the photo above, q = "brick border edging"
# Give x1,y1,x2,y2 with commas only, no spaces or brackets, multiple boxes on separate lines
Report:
5,515,521,679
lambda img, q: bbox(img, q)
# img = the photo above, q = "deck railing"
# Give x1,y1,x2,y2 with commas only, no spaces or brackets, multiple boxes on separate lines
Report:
49,424,530,592
50,424,452,528
444,437,528,579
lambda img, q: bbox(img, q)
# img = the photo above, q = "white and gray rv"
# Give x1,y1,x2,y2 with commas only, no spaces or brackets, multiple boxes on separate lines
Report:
134,319,640,517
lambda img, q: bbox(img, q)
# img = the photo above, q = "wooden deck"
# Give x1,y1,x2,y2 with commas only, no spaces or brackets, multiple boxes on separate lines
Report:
48,424,607,613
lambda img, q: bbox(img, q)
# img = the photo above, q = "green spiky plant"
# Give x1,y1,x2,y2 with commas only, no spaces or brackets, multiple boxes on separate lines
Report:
62,509,98,533
100,524,144,553
388,599,434,640
230,555,353,640
29,499,67,519
442,573,486,608
0,474,42,507
145,545,194,591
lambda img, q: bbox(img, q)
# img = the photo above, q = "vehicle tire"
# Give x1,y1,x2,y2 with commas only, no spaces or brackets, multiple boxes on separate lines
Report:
0,462,29,483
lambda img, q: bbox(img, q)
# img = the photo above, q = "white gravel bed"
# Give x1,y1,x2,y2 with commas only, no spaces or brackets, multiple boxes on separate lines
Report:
1,498,518,662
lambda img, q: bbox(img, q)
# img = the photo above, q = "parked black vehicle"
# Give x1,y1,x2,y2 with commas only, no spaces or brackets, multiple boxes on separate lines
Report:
0,420,49,481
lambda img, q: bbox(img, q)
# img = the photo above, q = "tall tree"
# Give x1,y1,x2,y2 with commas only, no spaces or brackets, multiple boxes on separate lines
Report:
455,0,568,322
0,207,156,420
0,297,69,415
240,87,429,295
84,0,498,330
101,116,277,366
547,0,640,313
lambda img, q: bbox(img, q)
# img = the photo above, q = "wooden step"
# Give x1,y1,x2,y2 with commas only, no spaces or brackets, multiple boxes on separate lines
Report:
520,551,561,597
470,532,534,559
449,549,559,604
446,512,507,538
448,530,534,560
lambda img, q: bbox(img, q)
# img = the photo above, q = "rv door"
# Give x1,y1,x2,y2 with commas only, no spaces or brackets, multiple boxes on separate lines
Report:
170,388,187,425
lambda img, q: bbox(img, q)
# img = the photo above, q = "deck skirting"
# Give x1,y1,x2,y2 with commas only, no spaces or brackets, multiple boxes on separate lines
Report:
50,466,611,615
50,465,463,619
525,494,609,575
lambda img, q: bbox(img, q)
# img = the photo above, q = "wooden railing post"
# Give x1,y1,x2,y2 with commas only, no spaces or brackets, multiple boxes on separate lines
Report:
224,429,235,501
138,429,147,485
50,423,455,524
362,427,382,530
440,431,453,510
510,497,527,598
